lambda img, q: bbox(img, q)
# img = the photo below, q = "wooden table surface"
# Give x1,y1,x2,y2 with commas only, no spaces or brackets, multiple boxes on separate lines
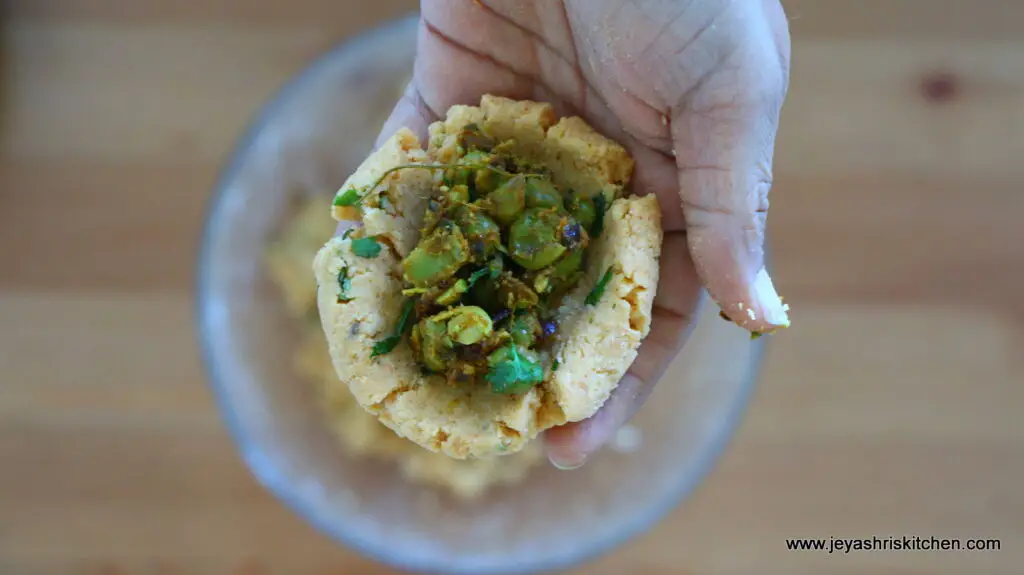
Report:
2,1,1022,573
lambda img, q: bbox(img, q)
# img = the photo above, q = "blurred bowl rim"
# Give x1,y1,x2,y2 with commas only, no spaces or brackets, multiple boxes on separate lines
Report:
195,12,766,575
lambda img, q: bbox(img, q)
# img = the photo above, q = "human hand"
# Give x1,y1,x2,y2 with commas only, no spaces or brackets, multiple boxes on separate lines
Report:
370,0,792,468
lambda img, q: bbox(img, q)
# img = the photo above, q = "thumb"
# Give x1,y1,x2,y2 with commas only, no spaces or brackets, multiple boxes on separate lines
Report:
673,20,791,334
375,80,437,150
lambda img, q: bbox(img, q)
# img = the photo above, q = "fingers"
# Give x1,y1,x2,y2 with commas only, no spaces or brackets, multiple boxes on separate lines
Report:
672,2,791,333
545,372,647,469
417,0,541,107
545,231,703,468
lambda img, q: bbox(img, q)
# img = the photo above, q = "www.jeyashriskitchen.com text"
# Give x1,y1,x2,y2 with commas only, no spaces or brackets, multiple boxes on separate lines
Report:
786,536,1001,554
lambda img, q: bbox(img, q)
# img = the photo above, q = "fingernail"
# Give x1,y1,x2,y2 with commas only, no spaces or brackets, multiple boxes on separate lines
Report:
753,268,790,327
549,454,586,471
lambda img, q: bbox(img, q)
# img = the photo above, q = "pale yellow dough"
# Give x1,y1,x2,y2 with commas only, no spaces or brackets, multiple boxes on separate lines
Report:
263,90,543,498
267,195,541,500
294,329,541,499
314,95,662,459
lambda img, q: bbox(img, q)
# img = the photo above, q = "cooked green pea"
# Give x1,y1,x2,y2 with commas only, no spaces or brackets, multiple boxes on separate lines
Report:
460,151,503,198
531,271,551,294
487,255,505,276
535,248,584,305
443,306,494,345
401,222,469,287
416,316,455,372
446,184,470,204
508,312,542,347
419,195,447,233
551,247,584,281
508,208,568,270
435,279,468,306
443,151,484,187
497,274,540,310
450,205,501,262
481,174,526,226
525,178,563,209
474,167,503,197
567,193,596,231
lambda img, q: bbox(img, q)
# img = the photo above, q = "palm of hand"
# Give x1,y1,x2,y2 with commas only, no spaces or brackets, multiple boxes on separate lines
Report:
375,0,791,466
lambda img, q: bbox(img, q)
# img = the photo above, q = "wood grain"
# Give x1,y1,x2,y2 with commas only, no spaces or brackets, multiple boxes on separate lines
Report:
2,1,1022,574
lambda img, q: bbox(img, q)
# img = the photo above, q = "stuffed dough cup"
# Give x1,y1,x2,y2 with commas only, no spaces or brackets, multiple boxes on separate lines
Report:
313,95,662,459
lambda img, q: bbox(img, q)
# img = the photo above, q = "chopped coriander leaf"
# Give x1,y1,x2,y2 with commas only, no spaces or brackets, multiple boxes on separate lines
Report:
750,331,763,340
351,236,382,259
371,336,401,358
591,193,607,238
394,297,416,335
585,267,614,306
336,267,353,303
551,359,560,372
334,188,361,207
486,344,544,394
467,267,490,288
371,298,416,358
466,266,499,288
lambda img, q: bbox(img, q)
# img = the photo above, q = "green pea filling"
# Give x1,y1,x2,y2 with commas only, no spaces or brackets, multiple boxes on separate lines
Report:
368,123,611,395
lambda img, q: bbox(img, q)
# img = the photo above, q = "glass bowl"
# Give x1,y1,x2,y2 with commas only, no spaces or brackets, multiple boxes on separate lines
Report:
196,13,763,575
